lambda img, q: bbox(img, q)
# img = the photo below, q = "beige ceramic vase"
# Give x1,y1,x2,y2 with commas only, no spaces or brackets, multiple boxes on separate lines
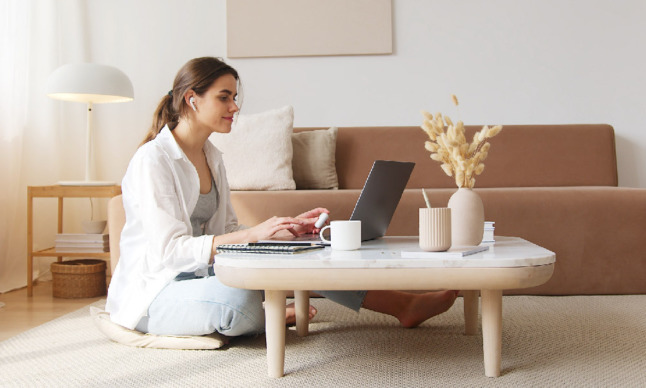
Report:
447,188,484,246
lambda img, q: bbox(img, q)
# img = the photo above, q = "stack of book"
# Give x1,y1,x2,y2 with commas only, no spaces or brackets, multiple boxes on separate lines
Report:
482,221,495,243
55,233,110,253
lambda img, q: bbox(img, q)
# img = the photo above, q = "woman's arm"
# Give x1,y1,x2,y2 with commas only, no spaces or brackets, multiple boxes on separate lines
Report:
127,147,213,273
209,215,307,260
209,207,330,262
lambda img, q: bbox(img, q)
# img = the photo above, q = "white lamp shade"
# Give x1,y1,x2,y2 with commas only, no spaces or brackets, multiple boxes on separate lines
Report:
46,63,134,103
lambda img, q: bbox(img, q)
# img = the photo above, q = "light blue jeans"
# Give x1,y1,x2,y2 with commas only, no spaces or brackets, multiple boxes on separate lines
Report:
135,274,367,337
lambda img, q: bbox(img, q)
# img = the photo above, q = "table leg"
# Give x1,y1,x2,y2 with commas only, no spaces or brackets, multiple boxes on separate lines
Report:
57,197,63,262
27,189,34,297
265,290,287,378
294,290,310,337
481,289,503,377
463,290,479,335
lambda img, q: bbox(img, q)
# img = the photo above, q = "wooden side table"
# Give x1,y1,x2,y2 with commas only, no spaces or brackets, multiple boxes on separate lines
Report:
27,185,122,296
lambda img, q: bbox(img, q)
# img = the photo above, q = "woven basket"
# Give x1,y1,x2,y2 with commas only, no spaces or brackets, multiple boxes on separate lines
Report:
51,259,107,299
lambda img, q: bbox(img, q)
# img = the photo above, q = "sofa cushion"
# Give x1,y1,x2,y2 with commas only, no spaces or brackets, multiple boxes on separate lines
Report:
292,127,339,189
210,105,296,190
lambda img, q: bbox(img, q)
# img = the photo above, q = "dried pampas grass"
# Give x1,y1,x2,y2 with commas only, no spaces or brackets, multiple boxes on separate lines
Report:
421,96,502,188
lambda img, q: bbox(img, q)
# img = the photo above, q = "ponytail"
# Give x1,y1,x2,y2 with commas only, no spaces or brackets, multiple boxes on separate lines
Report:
140,93,176,146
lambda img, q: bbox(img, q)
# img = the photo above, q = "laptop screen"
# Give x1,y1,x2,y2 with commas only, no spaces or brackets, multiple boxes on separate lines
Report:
350,160,415,241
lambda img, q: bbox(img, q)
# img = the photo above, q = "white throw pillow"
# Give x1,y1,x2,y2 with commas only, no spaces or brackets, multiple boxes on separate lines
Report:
90,307,226,350
210,105,296,190
292,127,339,189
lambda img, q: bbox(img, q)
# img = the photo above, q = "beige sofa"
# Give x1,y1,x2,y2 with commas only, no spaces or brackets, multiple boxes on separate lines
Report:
231,124,646,296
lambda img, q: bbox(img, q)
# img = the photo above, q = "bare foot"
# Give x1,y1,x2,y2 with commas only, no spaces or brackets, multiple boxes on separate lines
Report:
398,290,459,328
285,302,317,326
362,290,459,328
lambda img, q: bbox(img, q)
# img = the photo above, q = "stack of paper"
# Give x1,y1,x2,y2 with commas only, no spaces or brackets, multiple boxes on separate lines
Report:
55,233,109,253
482,221,495,243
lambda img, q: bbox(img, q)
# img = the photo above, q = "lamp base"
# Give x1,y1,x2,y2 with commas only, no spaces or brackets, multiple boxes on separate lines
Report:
58,180,117,186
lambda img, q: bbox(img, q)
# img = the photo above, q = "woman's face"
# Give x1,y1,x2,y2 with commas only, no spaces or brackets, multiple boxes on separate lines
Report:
192,74,239,134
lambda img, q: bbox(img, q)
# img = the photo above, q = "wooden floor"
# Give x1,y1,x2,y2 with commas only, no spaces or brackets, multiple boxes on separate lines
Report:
0,281,104,342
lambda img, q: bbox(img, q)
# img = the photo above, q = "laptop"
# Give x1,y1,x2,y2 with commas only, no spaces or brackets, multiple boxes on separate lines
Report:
261,160,415,245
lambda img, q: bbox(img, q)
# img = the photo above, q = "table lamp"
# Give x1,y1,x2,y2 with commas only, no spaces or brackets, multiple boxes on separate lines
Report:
46,63,134,186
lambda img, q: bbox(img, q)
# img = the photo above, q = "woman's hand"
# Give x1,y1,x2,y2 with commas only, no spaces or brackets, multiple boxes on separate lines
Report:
211,216,305,258
246,216,306,241
292,207,330,235
210,209,330,258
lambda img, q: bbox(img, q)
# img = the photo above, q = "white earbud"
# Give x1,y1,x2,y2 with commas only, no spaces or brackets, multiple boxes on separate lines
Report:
189,97,197,112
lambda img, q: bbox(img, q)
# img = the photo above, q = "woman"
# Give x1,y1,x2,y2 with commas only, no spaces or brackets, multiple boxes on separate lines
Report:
106,57,457,337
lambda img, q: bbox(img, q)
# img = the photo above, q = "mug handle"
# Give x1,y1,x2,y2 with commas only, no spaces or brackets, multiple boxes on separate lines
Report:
319,225,331,243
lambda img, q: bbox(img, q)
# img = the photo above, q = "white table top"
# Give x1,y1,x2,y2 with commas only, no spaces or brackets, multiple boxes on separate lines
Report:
214,236,555,270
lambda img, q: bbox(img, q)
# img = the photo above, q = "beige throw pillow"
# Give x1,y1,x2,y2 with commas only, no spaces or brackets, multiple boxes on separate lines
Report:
91,307,226,349
210,105,296,190
292,127,339,189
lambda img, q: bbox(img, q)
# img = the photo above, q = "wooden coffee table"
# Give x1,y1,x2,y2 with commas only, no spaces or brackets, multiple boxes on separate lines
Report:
213,236,555,378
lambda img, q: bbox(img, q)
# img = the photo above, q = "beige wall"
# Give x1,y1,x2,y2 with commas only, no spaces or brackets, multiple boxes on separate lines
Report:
48,0,646,188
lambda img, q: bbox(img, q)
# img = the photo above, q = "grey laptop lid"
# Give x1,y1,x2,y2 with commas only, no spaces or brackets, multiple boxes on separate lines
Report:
261,160,414,244
350,160,415,241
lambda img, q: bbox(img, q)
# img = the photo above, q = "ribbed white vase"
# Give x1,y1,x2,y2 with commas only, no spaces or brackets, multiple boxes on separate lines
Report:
447,188,484,246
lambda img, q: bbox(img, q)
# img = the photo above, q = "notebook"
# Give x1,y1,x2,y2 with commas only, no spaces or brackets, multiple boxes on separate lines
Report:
216,243,324,254
261,160,415,245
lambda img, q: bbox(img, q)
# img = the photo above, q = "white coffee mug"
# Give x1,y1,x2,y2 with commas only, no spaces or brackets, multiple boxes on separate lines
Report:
319,220,361,251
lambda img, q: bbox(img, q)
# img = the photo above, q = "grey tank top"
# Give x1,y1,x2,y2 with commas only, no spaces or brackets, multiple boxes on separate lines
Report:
176,179,218,280
190,179,219,237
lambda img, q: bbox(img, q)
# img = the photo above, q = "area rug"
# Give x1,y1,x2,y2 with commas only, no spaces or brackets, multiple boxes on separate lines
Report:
1,295,645,387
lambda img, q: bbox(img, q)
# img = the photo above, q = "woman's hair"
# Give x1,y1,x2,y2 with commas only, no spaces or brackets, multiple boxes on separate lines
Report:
141,57,240,145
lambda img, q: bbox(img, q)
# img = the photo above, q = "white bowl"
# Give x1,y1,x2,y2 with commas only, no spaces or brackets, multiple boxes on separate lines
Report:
82,220,107,234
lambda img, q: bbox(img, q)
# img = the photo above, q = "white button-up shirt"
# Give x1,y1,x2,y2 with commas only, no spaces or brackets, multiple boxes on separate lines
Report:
106,126,245,329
